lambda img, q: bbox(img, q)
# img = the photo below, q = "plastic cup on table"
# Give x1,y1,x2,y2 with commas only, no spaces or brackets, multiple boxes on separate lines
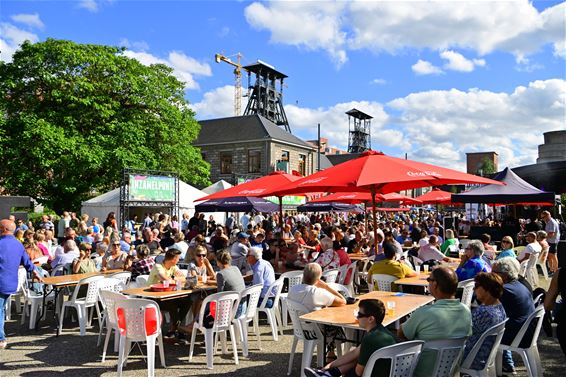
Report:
386,301,396,316
277,260,284,270
423,265,429,273
415,265,421,273
202,273,207,284
163,280,169,288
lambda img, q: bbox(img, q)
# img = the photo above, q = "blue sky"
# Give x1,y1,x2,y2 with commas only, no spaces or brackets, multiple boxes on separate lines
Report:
1,0,565,172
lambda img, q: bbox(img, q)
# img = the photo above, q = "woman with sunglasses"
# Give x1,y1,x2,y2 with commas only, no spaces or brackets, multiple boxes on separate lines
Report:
463,272,507,370
188,245,215,279
496,236,517,260
101,237,128,272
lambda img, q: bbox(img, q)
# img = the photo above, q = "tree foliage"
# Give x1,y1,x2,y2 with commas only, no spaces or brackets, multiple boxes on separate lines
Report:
0,39,210,212
477,157,496,176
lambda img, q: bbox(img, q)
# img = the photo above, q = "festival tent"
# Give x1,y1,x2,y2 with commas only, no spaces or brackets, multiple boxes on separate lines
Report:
81,180,224,224
415,189,454,205
195,196,279,213
452,167,555,205
201,180,233,195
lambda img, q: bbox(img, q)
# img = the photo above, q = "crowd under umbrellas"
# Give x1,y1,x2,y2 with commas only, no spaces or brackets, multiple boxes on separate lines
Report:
1,149,564,376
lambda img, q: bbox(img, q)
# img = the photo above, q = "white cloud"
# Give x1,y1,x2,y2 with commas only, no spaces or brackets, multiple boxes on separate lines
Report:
371,78,386,85
387,79,566,170
245,1,348,67
122,49,212,90
0,23,39,62
440,50,485,72
244,1,565,65
412,59,443,75
78,0,98,12
190,85,235,119
119,38,149,52
10,13,44,30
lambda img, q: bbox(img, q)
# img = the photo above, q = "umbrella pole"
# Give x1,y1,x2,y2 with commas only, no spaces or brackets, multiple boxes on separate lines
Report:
371,187,379,255
278,196,283,231
364,202,369,231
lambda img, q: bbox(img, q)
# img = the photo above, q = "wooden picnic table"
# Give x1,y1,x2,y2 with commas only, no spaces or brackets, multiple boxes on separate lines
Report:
348,253,369,261
394,272,431,288
300,291,434,330
122,281,217,301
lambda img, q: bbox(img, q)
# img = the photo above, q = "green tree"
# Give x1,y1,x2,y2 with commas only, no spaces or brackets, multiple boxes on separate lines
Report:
0,39,210,212
477,157,496,176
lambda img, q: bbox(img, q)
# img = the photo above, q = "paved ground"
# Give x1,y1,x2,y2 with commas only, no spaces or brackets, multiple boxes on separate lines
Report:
1,306,563,377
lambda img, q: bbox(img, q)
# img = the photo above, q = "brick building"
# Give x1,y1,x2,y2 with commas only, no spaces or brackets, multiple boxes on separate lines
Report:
466,151,499,175
194,115,317,184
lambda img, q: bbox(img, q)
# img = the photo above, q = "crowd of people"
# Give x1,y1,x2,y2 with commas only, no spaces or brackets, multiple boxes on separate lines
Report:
1,206,564,376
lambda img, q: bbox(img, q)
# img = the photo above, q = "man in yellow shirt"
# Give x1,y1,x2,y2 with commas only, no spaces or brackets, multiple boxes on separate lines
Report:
367,242,416,291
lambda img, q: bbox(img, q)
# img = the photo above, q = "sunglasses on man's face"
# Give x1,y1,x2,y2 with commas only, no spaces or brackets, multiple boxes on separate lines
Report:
356,311,370,319
196,254,206,258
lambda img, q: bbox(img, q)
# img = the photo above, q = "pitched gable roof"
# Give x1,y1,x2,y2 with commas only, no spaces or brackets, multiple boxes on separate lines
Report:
195,114,315,150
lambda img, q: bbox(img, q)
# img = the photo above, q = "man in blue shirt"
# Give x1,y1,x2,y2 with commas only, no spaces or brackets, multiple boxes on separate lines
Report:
0,219,43,349
247,246,276,307
456,239,490,281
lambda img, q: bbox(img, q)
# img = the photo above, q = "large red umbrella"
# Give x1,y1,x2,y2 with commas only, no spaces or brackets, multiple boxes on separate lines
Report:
265,150,502,246
381,193,422,205
415,189,453,204
310,192,375,204
196,171,303,228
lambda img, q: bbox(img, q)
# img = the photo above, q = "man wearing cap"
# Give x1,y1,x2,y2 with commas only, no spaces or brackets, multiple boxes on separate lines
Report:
231,231,250,273
72,242,97,274
247,246,276,307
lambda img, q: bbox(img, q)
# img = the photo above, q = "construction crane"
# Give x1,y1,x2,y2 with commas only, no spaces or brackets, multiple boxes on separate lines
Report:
214,52,244,116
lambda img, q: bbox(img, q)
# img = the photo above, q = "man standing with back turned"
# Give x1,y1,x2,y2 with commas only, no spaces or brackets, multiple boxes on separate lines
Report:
0,219,43,349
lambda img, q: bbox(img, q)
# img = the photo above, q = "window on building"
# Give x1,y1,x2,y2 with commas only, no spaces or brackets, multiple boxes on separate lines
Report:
201,152,206,161
220,152,232,174
248,150,261,173
281,150,289,162
298,154,306,176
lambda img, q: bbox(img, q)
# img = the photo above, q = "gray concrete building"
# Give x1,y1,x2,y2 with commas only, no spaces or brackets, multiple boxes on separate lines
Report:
537,130,566,163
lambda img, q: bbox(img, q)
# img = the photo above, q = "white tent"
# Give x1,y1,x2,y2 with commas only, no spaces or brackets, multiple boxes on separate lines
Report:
202,180,232,195
81,180,225,225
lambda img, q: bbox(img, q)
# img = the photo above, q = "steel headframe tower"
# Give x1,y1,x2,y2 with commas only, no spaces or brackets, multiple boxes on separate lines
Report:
346,108,372,153
243,60,291,133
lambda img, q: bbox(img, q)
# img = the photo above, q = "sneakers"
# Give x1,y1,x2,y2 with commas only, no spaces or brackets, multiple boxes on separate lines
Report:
304,368,333,377
0,340,7,349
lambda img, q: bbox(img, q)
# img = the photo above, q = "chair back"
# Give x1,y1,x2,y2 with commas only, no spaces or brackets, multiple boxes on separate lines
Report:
280,270,304,291
135,275,150,287
321,268,339,283
423,337,467,377
339,262,357,286
534,293,544,307
286,299,323,342
99,289,128,328
326,283,351,298
70,275,105,303
460,319,507,372
107,271,131,288
50,264,66,276
199,291,240,331
115,298,161,342
362,340,424,377
17,268,28,292
509,305,544,349
259,278,284,309
370,274,398,292
237,284,263,321
98,277,122,297
458,279,475,308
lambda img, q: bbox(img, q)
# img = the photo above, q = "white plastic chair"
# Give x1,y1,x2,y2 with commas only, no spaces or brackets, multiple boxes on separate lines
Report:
496,305,545,377
460,319,507,377
338,262,357,297
20,269,54,329
326,282,351,298
5,268,27,320
362,340,424,377
115,298,166,377
188,291,240,369
58,275,105,336
50,264,66,276
233,284,263,357
256,278,285,341
536,251,549,280
96,278,123,344
321,268,339,283
357,256,375,292
286,299,325,377
279,270,304,327
107,271,131,290
521,252,540,288
369,274,398,292
423,337,467,377
458,279,475,308
99,289,129,362
133,275,150,288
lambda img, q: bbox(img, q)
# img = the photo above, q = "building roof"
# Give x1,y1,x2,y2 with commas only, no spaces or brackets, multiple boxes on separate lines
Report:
326,153,362,166
195,114,315,150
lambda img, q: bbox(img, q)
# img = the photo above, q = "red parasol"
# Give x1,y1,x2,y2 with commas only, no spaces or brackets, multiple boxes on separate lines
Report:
381,193,422,205
265,150,502,247
414,189,454,204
